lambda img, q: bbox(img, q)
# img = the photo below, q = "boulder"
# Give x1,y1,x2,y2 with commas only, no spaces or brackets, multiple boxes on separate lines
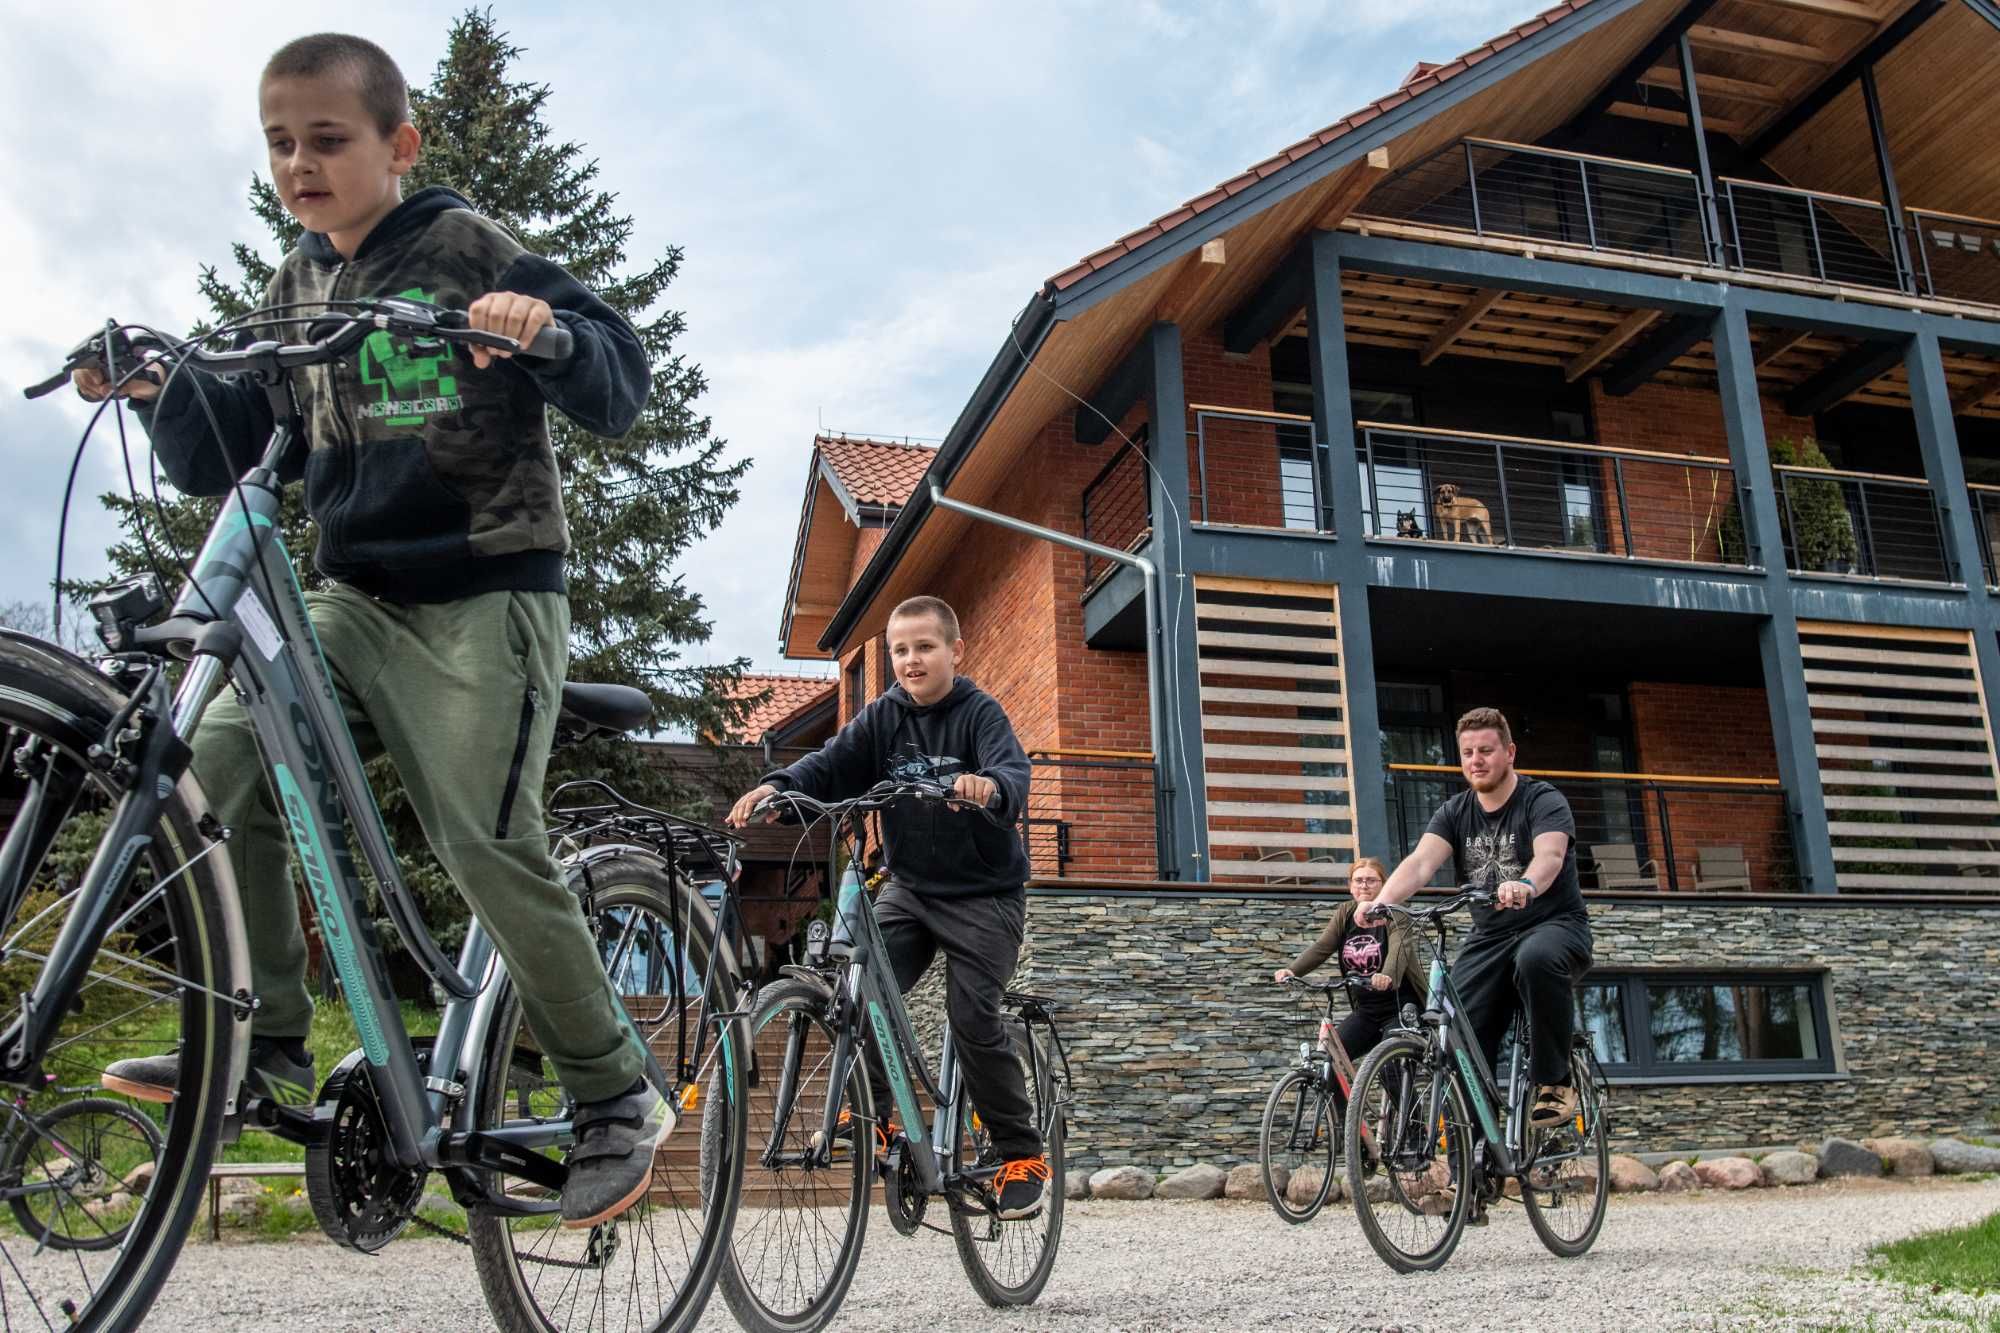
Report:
1362,1174,1393,1204
1283,1166,1328,1208
1226,1163,1278,1200
1086,1166,1154,1201
1063,1172,1090,1201
120,1161,156,1194
1608,1156,1659,1193
1156,1163,1227,1200
1693,1156,1762,1190
1658,1160,1699,1193
1760,1150,1818,1186
1930,1138,2000,1175
1818,1138,1883,1178
1862,1137,1935,1178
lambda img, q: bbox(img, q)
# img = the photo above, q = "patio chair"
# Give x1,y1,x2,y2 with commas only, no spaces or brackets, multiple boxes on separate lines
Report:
1588,843,1664,891
1691,845,1752,893
1256,847,1302,886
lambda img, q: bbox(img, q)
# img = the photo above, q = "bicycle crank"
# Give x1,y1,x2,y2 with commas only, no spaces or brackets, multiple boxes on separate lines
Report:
882,1144,927,1236
305,1051,428,1252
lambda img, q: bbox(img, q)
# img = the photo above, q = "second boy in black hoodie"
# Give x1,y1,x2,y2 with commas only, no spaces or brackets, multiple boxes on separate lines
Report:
727,595,1049,1218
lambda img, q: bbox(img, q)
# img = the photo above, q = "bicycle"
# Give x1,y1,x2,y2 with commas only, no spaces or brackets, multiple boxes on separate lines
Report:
1259,973,1388,1224
1342,888,1609,1273
1,300,753,1331
0,1090,162,1253
701,780,1070,1333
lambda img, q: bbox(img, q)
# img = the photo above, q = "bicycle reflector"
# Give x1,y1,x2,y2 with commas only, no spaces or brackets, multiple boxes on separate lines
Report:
88,575,167,652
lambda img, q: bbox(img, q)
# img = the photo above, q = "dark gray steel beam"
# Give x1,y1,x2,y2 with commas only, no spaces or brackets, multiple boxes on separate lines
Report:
1603,314,1713,396
1782,338,1909,417
1074,334,1153,445
1143,321,1207,883
1222,244,1309,355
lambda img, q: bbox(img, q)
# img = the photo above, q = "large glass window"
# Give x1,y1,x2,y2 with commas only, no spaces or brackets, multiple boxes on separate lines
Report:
1576,972,1835,1078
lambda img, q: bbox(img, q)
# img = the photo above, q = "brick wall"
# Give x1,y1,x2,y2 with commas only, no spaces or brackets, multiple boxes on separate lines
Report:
1629,682,1792,891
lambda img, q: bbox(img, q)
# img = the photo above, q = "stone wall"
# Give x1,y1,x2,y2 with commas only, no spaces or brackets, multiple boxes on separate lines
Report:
987,890,2000,1170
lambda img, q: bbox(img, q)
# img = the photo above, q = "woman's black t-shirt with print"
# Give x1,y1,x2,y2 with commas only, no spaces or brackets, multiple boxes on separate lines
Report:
1425,776,1586,936
1339,923,1398,1019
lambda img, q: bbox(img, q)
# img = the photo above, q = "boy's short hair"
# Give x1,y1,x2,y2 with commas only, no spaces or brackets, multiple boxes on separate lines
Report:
263,33,412,136
1455,707,1513,746
888,596,960,642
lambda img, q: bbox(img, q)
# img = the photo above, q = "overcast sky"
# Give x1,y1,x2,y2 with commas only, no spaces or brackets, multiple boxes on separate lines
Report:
0,0,1528,678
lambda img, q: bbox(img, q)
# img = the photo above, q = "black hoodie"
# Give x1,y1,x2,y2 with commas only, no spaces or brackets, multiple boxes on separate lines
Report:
137,186,651,603
763,677,1032,897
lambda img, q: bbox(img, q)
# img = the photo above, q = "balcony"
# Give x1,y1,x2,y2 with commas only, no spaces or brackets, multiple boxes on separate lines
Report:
1361,423,1744,569
1018,750,1161,881
1774,465,1953,584
1356,137,2000,310
1976,484,2000,588
1387,765,1800,894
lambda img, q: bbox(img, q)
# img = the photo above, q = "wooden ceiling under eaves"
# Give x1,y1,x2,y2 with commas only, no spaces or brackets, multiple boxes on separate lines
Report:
1317,271,2000,418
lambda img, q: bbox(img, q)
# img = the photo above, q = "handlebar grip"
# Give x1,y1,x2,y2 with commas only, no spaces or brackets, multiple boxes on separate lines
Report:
22,369,72,401
522,323,573,362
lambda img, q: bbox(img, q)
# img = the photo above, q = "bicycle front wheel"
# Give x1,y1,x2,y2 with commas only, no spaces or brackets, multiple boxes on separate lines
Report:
1521,1045,1609,1258
1345,1034,1475,1274
713,976,870,1333
468,853,745,1333
0,634,237,1331
951,1023,1065,1308
1259,1068,1336,1224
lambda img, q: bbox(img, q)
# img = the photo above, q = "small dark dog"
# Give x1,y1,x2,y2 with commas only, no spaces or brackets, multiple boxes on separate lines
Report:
1395,509,1422,538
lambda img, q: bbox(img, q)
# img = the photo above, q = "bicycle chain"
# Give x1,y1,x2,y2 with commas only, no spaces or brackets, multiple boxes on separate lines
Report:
407,1211,608,1272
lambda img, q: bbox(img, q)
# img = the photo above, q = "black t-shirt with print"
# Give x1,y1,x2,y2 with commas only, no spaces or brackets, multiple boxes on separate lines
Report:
1338,923,1398,1019
1425,776,1586,937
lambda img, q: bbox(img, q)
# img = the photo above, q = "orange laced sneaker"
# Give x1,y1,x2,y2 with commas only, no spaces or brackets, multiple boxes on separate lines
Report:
993,1155,1052,1220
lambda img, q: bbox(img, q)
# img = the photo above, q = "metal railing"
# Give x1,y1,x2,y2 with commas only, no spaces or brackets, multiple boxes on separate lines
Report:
1386,765,1800,894
1079,434,1152,591
1774,465,1952,583
1973,484,2000,588
1361,138,1711,263
1360,423,1744,566
1019,751,1161,880
1191,405,1328,532
1718,178,1906,294
1909,209,2000,306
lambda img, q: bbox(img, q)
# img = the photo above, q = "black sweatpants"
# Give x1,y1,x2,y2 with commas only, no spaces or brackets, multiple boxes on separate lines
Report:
1451,913,1593,1088
1335,986,1419,1066
863,884,1041,1161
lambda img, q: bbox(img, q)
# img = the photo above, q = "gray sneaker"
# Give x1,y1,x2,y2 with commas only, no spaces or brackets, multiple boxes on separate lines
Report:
560,1083,678,1229
103,1039,315,1107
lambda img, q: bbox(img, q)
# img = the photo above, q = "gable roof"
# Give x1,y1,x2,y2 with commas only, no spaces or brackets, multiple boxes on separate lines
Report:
779,434,940,659
816,435,938,514
724,673,836,743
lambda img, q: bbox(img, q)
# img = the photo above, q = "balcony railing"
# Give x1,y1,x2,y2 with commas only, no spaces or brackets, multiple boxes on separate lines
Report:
1192,405,1329,532
1360,424,1744,567
1019,751,1160,880
1386,765,1800,893
1359,138,2000,308
1973,483,2000,587
1774,465,1952,583
1080,431,1151,590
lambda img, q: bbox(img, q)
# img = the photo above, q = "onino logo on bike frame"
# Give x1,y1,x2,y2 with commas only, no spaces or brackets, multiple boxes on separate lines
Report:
273,701,391,1064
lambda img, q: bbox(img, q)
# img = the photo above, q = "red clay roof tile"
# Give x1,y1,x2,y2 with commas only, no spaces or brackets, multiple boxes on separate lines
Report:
816,434,939,511
726,674,836,742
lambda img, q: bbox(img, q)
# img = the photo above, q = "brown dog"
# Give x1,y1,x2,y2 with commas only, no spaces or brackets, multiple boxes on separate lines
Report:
1434,483,1493,544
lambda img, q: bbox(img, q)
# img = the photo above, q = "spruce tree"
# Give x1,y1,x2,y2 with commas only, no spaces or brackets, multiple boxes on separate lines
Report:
96,9,756,955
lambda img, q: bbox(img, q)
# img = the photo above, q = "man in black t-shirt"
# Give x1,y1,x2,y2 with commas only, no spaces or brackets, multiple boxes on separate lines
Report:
1360,707,1594,1131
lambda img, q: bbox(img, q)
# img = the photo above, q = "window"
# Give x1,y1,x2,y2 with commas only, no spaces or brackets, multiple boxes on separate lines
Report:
844,656,864,719
875,633,891,696
1572,972,1836,1080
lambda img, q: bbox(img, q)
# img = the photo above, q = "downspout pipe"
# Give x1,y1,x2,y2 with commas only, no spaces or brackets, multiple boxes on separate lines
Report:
926,482,1176,876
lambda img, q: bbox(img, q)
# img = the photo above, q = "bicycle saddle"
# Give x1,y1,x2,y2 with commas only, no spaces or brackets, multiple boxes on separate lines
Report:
559,682,654,736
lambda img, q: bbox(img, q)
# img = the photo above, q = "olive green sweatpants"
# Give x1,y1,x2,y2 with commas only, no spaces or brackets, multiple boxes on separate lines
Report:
193,582,642,1103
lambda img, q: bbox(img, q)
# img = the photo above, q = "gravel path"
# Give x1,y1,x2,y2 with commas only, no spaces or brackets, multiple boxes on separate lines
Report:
136,1176,2000,1332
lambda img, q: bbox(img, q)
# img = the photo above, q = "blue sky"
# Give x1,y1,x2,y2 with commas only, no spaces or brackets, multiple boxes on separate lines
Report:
0,0,1531,674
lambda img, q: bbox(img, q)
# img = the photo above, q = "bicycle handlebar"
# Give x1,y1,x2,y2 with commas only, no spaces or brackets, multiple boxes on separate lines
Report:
753,778,1007,828
1360,886,1496,926
1279,974,1376,994
24,298,573,401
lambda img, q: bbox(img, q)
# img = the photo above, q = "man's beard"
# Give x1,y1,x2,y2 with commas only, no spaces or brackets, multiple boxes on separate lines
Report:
1466,766,1511,793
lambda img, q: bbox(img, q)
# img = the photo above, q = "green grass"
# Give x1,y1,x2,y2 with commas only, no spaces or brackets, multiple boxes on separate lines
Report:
1870,1210,2000,1298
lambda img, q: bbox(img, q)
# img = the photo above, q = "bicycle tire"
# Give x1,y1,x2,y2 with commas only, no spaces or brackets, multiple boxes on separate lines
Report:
1344,1034,1475,1274
0,1096,163,1252
0,633,236,1331
713,976,871,1333
1259,1068,1336,1224
468,853,745,1333
951,1024,1065,1308
1521,1046,1610,1258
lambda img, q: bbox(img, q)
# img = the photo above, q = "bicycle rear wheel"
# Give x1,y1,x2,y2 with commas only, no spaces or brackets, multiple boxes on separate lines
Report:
1344,1035,1474,1274
468,853,745,1333
0,634,237,1331
1522,1044,1609,1258
951,1023,1065,1308
1259,1067,1336,1224
712,976,870,1333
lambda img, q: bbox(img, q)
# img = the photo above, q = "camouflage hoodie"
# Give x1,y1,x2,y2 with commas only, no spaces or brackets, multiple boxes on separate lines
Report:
138,186,650,602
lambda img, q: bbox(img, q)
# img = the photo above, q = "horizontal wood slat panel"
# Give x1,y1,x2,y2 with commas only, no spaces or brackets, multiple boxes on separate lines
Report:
1197,630,1340,654
1799,643,1976,669
1823,795,2000,815
1827,821,2000,839
1208,859,1354,880
1817,769,1999,790
1198,660,1341,680
1203,743,1348,763
1200,686,1343,707
1202,715,1344,735
1194,603,1337,627
1206,830,1355,849
1814,744,1996,767
1831,847,2000,866
1810,694,1984,718
1208,800,1353,821
1833,874,2000,890
1205,771,1357,791
1812,718,1991,741
1803,668,1979,693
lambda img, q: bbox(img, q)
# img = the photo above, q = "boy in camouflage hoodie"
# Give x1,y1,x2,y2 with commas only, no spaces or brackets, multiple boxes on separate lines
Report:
75,32,665,1229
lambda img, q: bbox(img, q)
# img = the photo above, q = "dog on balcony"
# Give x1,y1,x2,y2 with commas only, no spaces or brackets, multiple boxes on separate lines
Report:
1434,483,1494,544
1395,509,1422,538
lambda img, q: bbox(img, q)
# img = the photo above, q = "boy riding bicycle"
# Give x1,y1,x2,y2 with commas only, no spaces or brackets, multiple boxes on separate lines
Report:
726,595,1051,1219
73,33,665,1229
1360,708,1594,1136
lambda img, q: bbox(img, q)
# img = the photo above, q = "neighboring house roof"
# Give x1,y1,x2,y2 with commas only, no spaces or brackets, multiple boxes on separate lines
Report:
1042,0,1600,295
725,673,836,743
817,435,938,513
